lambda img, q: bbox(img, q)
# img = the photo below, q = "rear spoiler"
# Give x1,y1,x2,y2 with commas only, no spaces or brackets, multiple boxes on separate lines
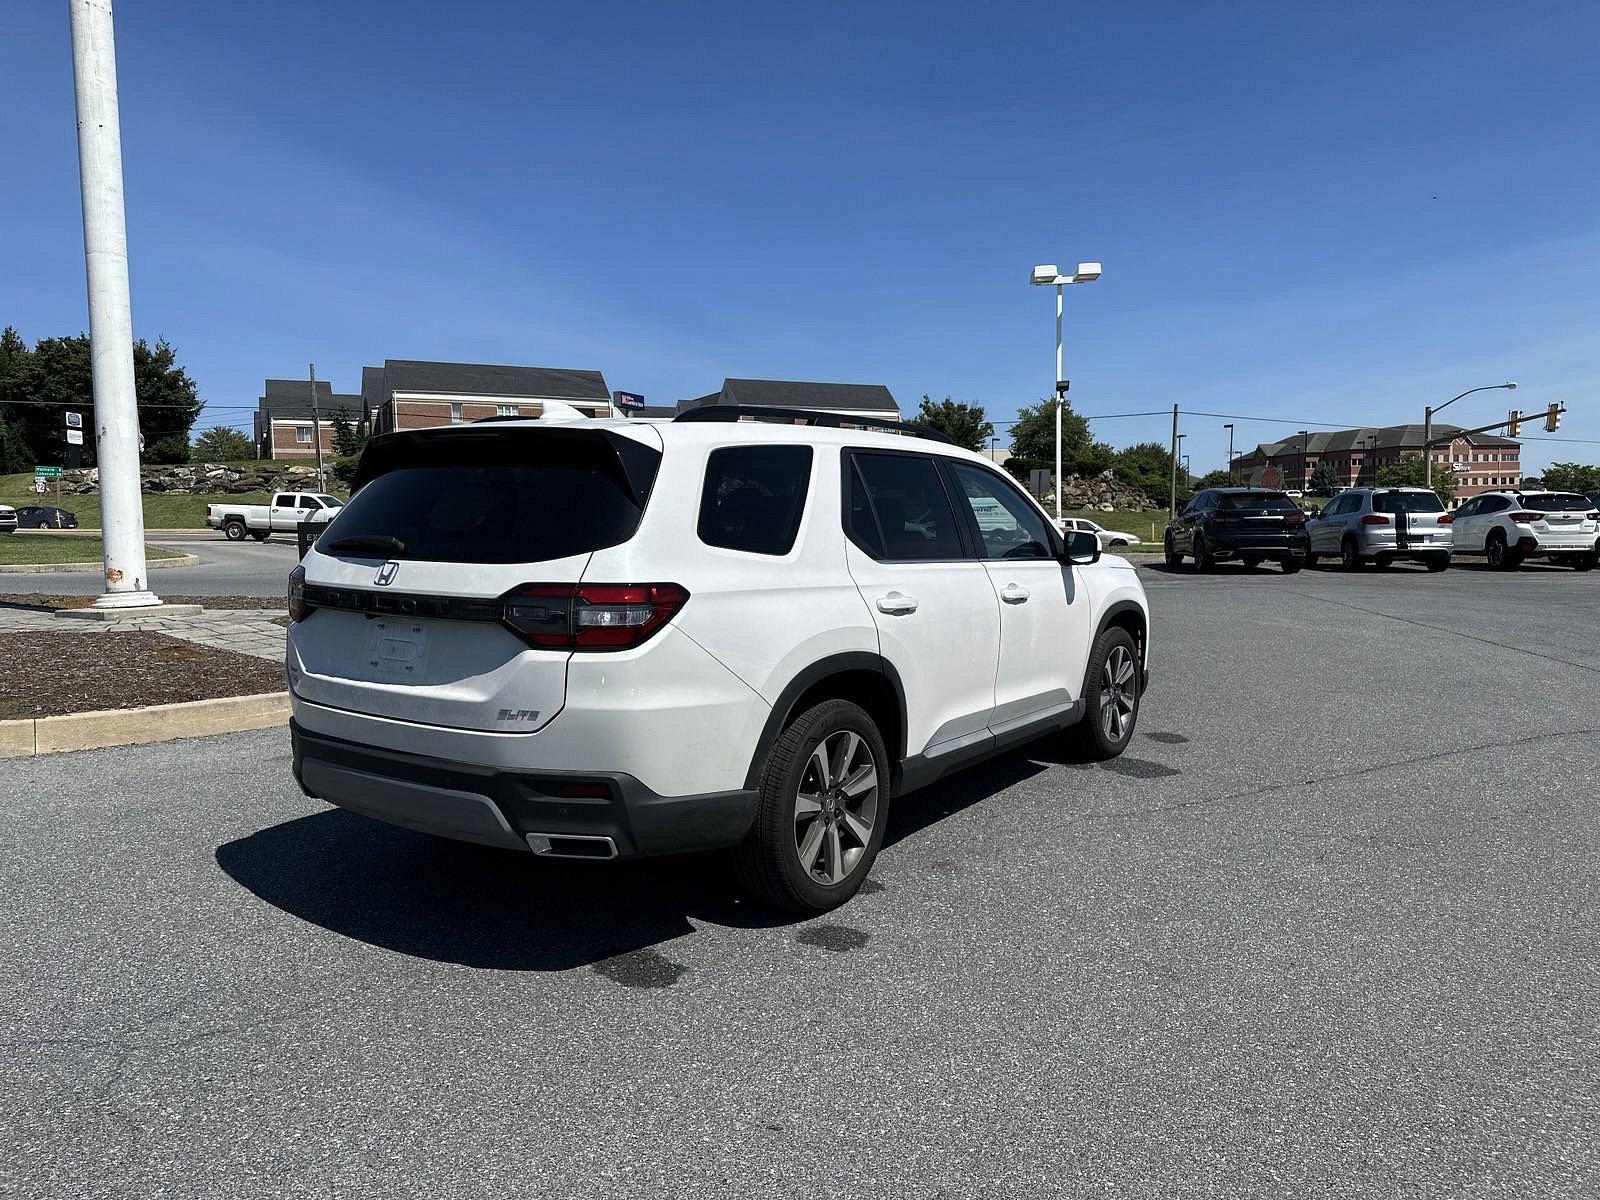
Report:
348,425,661,507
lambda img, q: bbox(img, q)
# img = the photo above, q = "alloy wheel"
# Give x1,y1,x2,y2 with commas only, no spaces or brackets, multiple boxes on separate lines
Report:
793,730,879,886
1098,644,1138,744
1487,535,1504,569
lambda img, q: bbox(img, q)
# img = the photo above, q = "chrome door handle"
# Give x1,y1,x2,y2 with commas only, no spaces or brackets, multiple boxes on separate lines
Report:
876,592,919,615
1001,584,1030,603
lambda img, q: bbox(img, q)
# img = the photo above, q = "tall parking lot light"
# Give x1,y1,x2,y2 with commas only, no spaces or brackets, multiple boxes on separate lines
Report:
1424,382,1517,488
1224,423,1235,483
69,0,159,609
1030,262,1101,518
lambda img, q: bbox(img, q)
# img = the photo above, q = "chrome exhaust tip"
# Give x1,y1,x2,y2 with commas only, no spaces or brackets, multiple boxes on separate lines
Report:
524,832,618,860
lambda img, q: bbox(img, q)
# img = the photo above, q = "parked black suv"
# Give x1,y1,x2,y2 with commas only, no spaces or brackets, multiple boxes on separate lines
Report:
1164,488,1309,573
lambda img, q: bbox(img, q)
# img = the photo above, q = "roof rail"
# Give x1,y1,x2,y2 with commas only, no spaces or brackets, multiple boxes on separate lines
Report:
673,404,956,445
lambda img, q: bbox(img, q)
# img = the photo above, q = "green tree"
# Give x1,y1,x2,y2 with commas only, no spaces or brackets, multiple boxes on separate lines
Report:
1375,454,1455,505
1007,398,1114,480
1538,462,1600,494
330,409,363,457
0,332,201,466
913,395,991,452
1308,461,1341,492
1194,468,1232,489
0,328,32,473
192,425,254,462
1112,441,1182,506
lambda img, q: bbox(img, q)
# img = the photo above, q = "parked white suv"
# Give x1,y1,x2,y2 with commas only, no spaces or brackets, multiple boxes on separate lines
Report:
285,409,1151,912
1449,490,1600,570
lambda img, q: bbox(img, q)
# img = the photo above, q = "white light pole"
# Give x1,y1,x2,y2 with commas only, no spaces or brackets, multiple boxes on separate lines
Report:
1424,382,1517,488
69,0,159,609
1030,262,1101,519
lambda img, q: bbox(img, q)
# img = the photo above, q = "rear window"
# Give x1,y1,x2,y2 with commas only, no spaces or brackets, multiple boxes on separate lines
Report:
697,446,813,555
1216,491,1296,511
1373,491,1444,514
1517,493,1591,512
322,428,661,564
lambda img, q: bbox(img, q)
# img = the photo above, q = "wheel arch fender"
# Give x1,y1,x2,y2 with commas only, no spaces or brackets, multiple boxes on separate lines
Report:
1082,599,1149,699
742,652,907,792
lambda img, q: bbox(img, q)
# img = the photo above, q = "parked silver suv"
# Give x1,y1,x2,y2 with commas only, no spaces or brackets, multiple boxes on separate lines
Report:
1307,486,1452,572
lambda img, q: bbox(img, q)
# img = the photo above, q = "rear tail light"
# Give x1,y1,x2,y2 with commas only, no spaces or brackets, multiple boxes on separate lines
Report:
501,583,688,651
1588,512,1600,521
288,564,308,622
1508,512,1540,523
1436,513,1454,524
1283,510,1306,525
1360,513,1391,525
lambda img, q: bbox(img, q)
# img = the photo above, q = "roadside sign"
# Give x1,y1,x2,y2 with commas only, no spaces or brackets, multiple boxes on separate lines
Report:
34,478,46,494
613,390,646,412
34,466,62,478
65,428,84,446
65,411,83,429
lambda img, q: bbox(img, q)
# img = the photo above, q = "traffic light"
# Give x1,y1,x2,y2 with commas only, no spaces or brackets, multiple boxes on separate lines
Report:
1545,403,1563,432
1506,410,1521,438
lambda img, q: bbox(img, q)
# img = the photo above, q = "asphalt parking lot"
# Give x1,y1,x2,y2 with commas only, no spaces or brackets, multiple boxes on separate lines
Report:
0,533,295,598
4,562,1597,1198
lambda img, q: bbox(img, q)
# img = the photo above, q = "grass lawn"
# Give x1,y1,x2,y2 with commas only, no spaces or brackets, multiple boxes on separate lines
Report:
0,535,180,565
1057,507,1169,550
1,474,278,529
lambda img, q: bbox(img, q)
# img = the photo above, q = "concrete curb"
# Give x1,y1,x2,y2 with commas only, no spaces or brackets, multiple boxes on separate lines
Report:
0,691,289,758
0,552,199,574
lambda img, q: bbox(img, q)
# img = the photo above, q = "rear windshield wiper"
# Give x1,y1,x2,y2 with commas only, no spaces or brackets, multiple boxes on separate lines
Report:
323,534,406,557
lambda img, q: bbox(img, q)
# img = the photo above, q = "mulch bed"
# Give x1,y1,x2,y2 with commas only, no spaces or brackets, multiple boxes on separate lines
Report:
0,632,285,719
0,593,287,614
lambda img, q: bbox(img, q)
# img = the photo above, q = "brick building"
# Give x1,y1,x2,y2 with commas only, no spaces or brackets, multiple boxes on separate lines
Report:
365,360,614,436
253,380,362,460
1233,423,1520,502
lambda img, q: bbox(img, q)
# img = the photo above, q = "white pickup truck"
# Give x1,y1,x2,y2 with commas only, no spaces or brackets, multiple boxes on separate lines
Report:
206,491,344,541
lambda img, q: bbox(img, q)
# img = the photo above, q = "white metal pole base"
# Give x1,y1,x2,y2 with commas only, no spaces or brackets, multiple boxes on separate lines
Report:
89,589,164,610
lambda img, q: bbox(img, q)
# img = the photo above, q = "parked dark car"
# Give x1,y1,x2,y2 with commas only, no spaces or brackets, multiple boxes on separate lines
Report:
14,505,79,529
1164,487,1309,573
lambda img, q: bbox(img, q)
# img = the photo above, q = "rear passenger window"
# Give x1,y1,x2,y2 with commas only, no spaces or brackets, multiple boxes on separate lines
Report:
847,453,966,561
697,446,813,555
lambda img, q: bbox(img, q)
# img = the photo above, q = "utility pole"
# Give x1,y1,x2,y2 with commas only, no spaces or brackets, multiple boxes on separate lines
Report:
1300,429,1310,491
1167,404,1179,517
309,362,324,489
1053,284,1064,520
1224,422,1234,484
69,0,159,610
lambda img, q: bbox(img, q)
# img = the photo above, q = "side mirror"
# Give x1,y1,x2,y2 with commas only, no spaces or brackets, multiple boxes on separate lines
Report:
1061,529,1100,565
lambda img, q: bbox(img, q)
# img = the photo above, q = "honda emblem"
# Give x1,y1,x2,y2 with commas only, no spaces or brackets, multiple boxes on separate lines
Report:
375,561,399,586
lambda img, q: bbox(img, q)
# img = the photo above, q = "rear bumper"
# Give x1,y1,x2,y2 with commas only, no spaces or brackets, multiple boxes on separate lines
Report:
291,721,758,858
1204,529,1309,557
1528,532,1598,553
1355,531,1452,558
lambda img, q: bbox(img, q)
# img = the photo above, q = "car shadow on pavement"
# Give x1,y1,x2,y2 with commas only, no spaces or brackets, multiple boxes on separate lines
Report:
216,745,1071,972
215,810,792,973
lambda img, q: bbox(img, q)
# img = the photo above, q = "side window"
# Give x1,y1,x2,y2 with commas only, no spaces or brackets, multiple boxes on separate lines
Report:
273,493,294,507
948,463,1054,559
1481,496,1510,514
697,445,813,555
1455,498,1479,517
847,452,966,561
301,496,323,511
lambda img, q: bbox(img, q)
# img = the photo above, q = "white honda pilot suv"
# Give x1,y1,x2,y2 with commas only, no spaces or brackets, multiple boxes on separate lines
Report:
285,407,1151,912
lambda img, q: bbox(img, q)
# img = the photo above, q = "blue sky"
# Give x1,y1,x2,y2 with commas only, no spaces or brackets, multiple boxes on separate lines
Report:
3,1,1596,471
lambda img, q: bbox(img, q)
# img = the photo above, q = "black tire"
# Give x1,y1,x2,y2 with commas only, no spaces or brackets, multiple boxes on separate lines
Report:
733,699,889,914
1340,538,1362,572
1486,530,1519,571
1305,553,1320,568
1068,626,1142,760
1193,533,1214,573
251,530,270,542
1241,555,1262,569
1163,531,1182,569
1425,555,1450,572
35,520,51,530
1279,557,1302,574
1373,555,1393,571
1576,551,1596,572
223,520,247,541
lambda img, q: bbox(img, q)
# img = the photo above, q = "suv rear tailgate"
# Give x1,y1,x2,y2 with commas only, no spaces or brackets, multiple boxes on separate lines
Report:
287,423,662,734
